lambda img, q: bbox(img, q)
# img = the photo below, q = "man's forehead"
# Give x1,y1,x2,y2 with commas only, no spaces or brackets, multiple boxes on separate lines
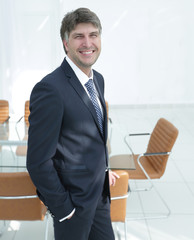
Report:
70,23,99,35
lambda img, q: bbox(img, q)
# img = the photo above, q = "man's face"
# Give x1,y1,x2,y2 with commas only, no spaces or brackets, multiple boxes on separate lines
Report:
63,23,101,76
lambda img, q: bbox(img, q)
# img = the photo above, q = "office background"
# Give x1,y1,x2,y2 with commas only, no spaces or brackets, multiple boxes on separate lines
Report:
1,1,194,239
0,0,194,115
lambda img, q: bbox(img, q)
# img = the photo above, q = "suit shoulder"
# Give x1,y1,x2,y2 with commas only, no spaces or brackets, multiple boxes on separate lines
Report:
30,68,66,105
33,65,68,94
93,69,104,81
41,66,65,85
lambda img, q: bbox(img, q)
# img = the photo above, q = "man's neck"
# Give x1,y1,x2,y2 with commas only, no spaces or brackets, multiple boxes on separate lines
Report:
66,56,93,86
66,55,92,77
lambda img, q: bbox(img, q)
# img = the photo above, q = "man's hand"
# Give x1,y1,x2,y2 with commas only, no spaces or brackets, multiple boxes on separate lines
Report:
67,208,75,219
109,170,120,186
59,208,75,222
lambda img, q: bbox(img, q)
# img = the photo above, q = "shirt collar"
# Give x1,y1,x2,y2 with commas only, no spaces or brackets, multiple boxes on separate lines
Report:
66,56,93,86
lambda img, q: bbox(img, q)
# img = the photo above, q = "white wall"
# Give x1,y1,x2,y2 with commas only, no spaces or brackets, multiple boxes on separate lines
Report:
0,0,194,114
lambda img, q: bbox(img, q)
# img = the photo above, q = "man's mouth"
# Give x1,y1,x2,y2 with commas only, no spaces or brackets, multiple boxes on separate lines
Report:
79,50,95,55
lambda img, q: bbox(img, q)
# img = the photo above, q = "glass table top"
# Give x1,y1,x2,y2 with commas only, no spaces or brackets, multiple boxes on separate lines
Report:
0,120,27,172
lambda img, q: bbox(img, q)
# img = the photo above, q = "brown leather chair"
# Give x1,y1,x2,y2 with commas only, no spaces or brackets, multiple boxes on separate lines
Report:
0,172,48,239
0,100,9,124
0,100,9,152
15,100,30,156
109,118,179,219
105,101,112,155
24,100,30,127
110,170,129,240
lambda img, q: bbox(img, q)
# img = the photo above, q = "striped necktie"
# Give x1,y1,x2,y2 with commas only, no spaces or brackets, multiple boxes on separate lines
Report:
85,79,104,135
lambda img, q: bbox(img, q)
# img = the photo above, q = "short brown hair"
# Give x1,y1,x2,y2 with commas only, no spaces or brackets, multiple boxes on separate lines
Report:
60,8,102,53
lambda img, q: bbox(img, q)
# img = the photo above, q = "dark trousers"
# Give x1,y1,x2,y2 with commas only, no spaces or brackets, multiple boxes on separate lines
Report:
53,196,115,240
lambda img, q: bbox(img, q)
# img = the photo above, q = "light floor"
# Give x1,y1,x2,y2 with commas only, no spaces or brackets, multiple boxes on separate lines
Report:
1,104,194,240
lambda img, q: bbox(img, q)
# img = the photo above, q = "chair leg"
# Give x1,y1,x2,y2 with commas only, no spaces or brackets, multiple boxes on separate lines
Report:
115,223,121,240
131,178,153,192
114,222,128,240
45,213,49,240
0,221,6,236
127,181,171,220
124,221,127,240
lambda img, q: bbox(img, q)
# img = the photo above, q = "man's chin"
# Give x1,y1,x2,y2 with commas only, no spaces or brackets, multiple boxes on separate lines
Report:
78,60,97,69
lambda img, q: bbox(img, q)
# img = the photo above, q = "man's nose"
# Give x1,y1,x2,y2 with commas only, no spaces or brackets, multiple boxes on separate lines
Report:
82,36,91,48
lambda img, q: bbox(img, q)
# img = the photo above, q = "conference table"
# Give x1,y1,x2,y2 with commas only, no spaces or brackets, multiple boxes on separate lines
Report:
0,120,27,171
109,154,136,170
0,120,136,172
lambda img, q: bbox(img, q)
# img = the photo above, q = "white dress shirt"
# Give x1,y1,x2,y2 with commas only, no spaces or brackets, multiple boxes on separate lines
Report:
66,56,103,114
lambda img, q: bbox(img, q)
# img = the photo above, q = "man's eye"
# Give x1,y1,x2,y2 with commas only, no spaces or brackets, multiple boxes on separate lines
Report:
75,35,83,39
91,34,97,38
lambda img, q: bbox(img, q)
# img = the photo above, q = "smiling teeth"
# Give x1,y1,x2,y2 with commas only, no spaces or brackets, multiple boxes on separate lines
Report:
82,51,93,54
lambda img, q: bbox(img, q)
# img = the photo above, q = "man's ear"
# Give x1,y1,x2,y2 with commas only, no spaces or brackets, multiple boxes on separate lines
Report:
63,39,68,52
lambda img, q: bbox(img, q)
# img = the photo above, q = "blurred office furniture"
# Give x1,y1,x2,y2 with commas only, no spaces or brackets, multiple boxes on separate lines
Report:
0,172,48,239
24,100,30,127
109,118,179,219
16,100,30,134
0,100,10,153
0,100,9,124
105,101,112,155
110,170,129,240
15,100,30,156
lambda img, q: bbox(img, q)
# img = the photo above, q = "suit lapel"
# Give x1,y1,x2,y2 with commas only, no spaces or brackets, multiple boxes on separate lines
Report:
93,75,108,141
61,59,105,140
69,77,105,140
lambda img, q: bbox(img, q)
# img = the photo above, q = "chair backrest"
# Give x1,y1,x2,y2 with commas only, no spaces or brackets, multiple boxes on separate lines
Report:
110,170,129,222
24,100,30,126
0,100,9,124
146,118,179,175
0,172,47,220
105,101,109,120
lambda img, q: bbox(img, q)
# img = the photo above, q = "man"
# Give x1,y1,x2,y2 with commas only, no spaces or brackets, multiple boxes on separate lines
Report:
27,8,118,240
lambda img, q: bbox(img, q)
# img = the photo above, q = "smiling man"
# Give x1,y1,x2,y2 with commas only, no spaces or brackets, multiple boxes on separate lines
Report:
27,8,118,240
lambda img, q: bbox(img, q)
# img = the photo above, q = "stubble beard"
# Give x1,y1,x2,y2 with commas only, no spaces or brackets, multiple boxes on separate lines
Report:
73,50,101,72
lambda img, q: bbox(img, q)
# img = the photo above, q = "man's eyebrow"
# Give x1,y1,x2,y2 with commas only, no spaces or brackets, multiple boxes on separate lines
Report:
90,31,99,35
72,33,83,37
71,31,99,37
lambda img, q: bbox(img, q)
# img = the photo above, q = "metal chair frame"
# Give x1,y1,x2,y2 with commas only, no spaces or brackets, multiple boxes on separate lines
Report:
124,133,172,220
111,192,129,240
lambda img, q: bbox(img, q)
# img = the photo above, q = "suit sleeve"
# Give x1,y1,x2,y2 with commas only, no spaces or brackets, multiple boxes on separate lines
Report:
27,81,74,220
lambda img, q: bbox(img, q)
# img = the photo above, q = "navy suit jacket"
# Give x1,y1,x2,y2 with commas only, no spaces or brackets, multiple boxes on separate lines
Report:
27,58,109,221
